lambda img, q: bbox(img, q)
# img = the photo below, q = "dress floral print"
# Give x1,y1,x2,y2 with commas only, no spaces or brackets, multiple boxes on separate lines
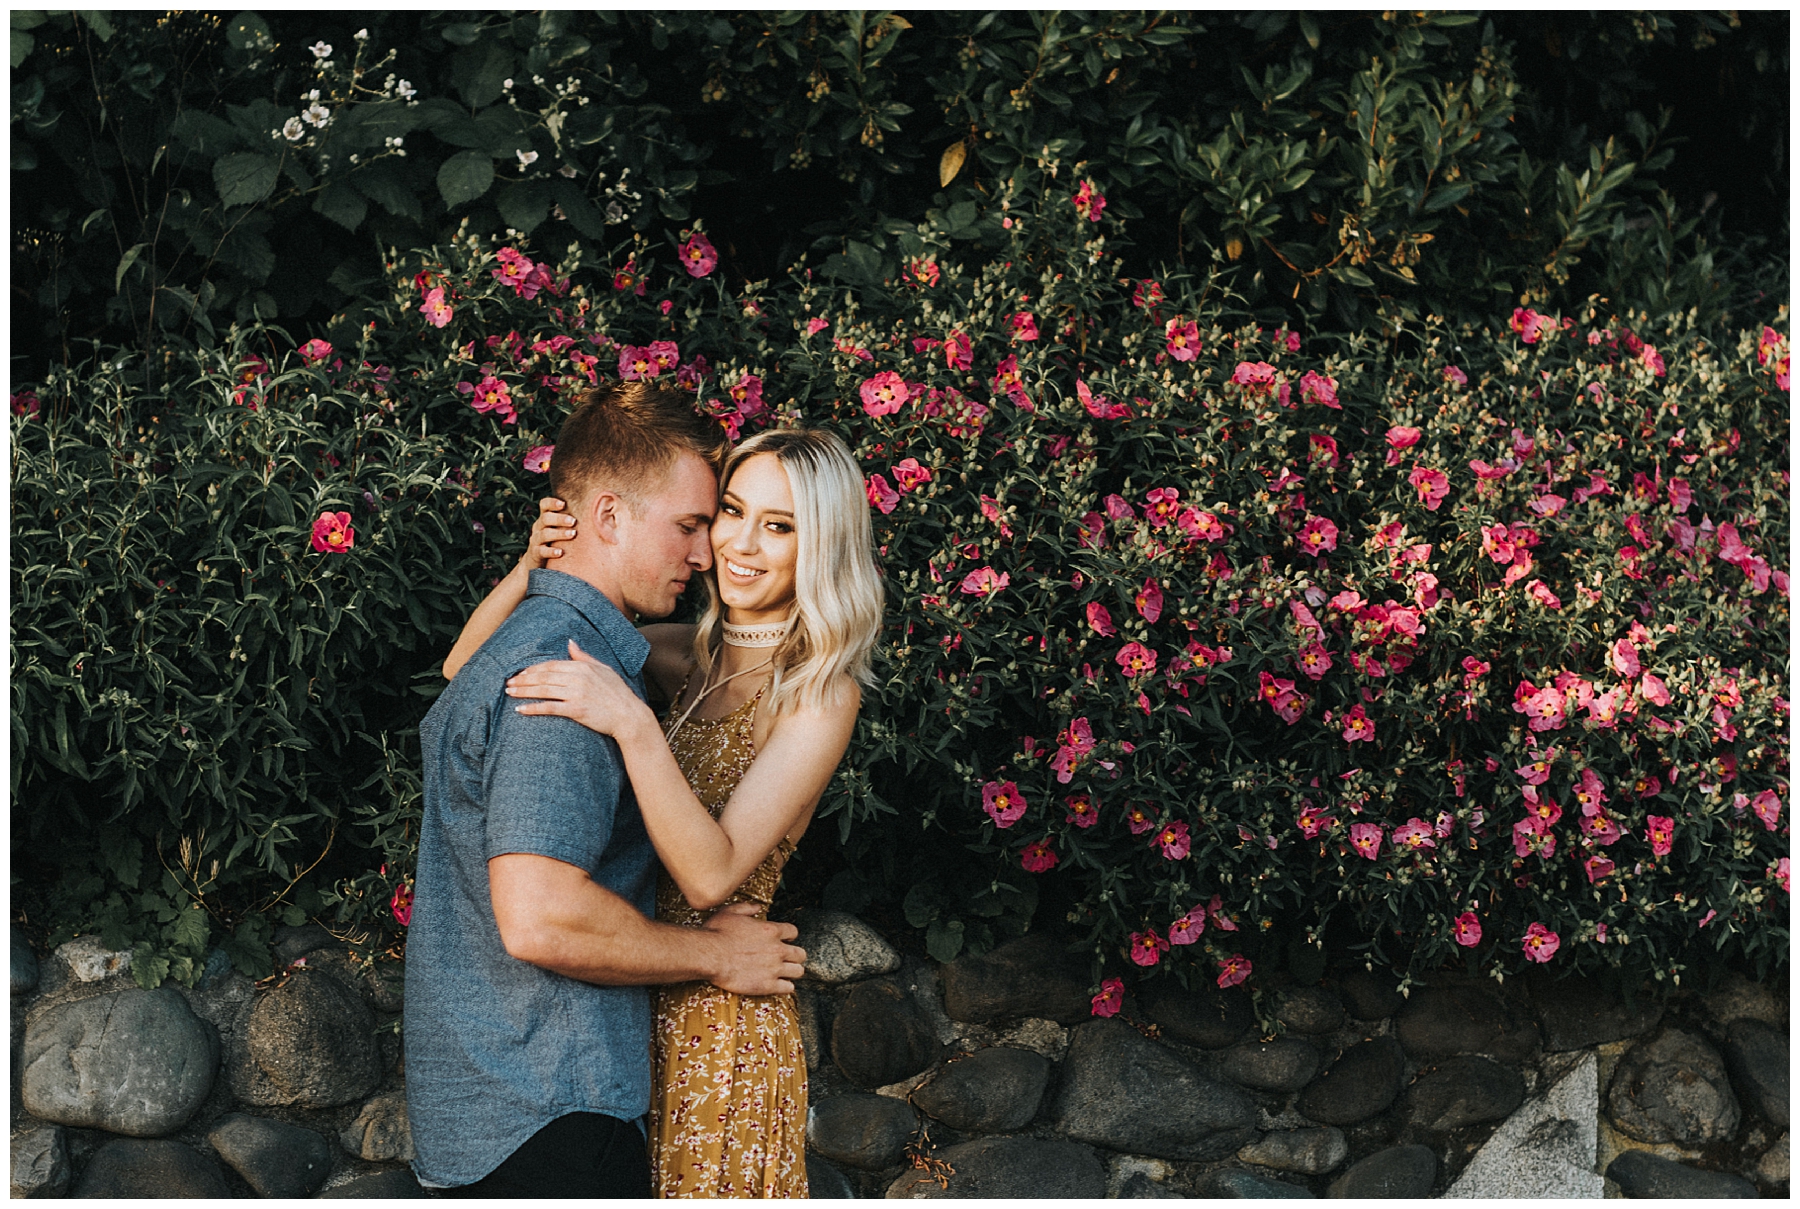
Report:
648,679,808,1198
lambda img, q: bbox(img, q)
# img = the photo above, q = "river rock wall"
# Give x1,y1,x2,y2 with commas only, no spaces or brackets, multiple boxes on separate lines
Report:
10,915,1788,1198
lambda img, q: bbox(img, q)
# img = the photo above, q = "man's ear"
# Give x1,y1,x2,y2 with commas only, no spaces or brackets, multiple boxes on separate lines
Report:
587,489,624,545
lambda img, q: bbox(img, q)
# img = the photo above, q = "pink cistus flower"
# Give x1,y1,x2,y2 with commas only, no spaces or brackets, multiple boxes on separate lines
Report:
390,881,413,927
1020,840,1058,873
892,458,931,492
1521,922,1560,963
1090,977,1124,1017
960,566,1010,598
1009,311,1040,341
860,371,910,416
865,473,899,515
1073,178,1106,221
1129,928,1167,967
522,445,554,474
1392,818,1437,851
1348,822,1383,860
1452,912,1481,947
1644,814,1675,856
1298,370,1340,409
1165,316,1200,362
1115,641,1157,678
1298,515,1339,556
982,780,1028,828
1085,600,1117,636
1153,820,1191,861
310,511,354,554
1135,578,1163,623
1215,953,1252,988
1168,908,1205,945
679,231,718,278
1409,465,1450,511
420,286,454,328
1064,793,1099,828
298,338,333,365
944,330,973,371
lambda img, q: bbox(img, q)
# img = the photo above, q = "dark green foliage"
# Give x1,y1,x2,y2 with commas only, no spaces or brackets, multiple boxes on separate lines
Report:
11,11,1787,377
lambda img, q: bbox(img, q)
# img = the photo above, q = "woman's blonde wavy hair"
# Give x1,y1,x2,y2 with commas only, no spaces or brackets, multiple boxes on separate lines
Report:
691,427,884,716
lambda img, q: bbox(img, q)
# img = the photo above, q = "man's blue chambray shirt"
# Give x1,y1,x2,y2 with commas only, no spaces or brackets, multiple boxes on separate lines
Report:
405,569,656,1189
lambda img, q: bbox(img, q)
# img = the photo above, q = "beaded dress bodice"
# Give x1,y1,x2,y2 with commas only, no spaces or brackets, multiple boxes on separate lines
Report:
653,678,792,928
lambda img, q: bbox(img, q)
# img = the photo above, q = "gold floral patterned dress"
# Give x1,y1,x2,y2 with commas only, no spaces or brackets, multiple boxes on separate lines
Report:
648,679,809,1198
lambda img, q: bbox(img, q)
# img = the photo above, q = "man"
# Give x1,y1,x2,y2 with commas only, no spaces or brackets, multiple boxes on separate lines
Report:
405,382,807,1196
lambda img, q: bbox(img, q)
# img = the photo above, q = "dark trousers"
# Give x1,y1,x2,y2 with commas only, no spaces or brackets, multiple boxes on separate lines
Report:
443,1112,651,1198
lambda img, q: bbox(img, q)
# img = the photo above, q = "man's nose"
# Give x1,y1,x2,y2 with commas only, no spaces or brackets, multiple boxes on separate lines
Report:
691,528,714,568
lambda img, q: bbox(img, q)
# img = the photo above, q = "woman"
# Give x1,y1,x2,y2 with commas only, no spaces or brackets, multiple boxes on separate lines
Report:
446,427,884,1197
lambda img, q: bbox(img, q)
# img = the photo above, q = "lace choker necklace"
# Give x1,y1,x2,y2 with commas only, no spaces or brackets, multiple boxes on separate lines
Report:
722,617,792,648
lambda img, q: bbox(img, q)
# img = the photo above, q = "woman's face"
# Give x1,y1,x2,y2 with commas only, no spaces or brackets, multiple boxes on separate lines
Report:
711,452,798,623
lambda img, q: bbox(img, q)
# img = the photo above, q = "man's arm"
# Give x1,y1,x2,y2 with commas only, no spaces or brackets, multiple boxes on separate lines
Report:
487,852,806,995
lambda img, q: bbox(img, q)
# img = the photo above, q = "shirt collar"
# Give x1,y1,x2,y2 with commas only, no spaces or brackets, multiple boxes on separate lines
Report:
525,569,651,679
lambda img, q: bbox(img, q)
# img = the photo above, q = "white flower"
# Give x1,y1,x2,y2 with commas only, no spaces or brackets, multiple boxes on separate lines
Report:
502,78,514,90
310,41,332,59
354,28,368,40
303,102,331,129
558,165,578,178
282,117,306,141
516,149,539,170
306,89,320,102
395,79,415,99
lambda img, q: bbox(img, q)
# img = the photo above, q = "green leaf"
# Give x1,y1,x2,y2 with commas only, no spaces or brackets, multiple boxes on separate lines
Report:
170,110,242,159
11,11,46,30
223,11,271,51
213,152,280,208
171,906,211,954
440,21,484,45
351,164,423,222
131,945,172,991
1431,13,1479,27
10,28,32,68
313,181,368,232
12,138,37,170
452,42,514,109
495,179,549,234
925,917,965,963
75,11,114,40
436,150,495,208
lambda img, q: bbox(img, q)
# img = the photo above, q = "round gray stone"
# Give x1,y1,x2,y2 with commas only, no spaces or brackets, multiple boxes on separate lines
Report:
1220,1037,1322,1093
913,1046,1051,1133
319,1168,427,1197
939,932,1091,1025
10,1124,70,1198
1204,1167,1316,1197
270,923,336,966
1605,1149,1757,1198
227,967,381,1108
21,986,219,1136
340,1090,415,1161
1326,1143,1437,1197
1297,1036,1404,1126
796,910,902,984
1275,986,1344,1036
1049,1019,1257,1161
1755,1132,1788,1184
1141,981,1255,1049
1722,1018,1788,1129
1337,968,1404,1021
73,1138,230,1198
832,979,942,1089
808,1092,917,1171
1404,1056,1526,1131
207,1112,333,1198
1699,971,1785,1031
12,926,40,995
1526,969,1663,1052
1395,981,1539,1063
1237,1126,1347,1175
885,1136,1105,1198
807,1152,857,1198
55,936,132,982
1607,1027,1740,1145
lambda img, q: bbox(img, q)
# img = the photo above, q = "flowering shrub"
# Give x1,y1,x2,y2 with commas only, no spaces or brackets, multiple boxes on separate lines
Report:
12,173,1788,996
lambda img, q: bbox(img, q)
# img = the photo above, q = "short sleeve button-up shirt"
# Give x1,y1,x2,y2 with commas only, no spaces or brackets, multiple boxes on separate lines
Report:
404,570,656,1188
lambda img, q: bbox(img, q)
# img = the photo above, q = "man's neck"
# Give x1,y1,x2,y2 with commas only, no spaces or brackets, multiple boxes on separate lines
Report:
544,546,630,618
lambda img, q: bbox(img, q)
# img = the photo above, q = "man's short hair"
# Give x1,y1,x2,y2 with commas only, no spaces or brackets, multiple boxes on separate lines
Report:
550,381,729,507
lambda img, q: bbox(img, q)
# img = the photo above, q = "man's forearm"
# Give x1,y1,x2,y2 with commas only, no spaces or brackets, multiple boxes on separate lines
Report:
489,852,722,986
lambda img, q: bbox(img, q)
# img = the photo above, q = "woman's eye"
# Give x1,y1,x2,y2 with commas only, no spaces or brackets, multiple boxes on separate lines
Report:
768,523,792,534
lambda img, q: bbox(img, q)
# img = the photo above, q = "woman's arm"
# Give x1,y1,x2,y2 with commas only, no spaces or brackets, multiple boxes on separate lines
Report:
444,498,576,680
505,643,860,909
